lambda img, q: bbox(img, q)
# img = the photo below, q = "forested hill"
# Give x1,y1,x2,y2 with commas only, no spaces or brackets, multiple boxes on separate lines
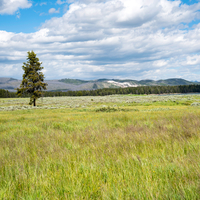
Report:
135,78,193,86
1,84,200,98
0,77,199,92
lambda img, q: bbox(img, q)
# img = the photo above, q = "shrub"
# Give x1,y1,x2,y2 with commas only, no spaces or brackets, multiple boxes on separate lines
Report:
191,102,200,106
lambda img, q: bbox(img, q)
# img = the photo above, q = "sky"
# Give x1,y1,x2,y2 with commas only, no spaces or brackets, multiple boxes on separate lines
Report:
1,0,200,81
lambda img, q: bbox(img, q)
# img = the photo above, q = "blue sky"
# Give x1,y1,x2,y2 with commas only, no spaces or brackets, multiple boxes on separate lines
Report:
0,1,69,33
1,0,200,81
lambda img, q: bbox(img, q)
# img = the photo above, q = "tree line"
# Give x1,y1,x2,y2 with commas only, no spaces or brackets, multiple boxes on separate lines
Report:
1,84,200,98
41,84,200,96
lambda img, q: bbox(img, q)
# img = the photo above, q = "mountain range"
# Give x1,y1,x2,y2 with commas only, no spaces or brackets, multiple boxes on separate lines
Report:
0,77,199,92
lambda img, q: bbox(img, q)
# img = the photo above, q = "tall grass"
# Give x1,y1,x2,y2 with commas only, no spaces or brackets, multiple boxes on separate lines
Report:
0,95,200,199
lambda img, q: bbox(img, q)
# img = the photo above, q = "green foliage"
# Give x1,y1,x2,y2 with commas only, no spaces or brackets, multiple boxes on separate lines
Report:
95,106,137,112
41,84,200,97
0,89,16,98
17,51,47,106
96,106,119,112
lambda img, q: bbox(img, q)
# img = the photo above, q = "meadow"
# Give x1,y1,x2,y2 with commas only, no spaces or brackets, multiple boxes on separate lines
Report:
0,94,200,199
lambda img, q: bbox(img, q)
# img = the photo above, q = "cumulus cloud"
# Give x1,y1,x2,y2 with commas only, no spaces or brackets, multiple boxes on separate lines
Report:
1,0,200,80
48,8,60,14
0,0,32,15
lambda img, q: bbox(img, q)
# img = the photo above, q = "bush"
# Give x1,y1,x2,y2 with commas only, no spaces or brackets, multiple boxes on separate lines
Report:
191,102,200,106
95,106,138,112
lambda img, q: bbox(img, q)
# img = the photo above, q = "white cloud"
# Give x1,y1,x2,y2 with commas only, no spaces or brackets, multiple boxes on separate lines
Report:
186,55,200,65
48,8,60,14
0,0,32,15
16,11,20,19
153,60,168,67
1,0,200,81
56,0,67,5
40,2,47,6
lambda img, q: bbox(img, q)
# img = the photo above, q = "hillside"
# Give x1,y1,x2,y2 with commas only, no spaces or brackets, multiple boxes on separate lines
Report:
0,77,199,92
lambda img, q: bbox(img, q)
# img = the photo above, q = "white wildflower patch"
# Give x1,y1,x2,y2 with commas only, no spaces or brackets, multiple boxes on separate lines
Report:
191,102,200,106
0,94,200,111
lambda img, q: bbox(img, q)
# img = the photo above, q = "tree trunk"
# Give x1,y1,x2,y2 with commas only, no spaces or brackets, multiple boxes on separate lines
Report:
33,98,36,106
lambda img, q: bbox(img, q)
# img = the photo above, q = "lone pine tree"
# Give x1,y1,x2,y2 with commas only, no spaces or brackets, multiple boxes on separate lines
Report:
17,51,48,106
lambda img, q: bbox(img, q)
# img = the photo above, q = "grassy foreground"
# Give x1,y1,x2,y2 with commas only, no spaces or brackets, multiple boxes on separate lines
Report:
0,95,200,199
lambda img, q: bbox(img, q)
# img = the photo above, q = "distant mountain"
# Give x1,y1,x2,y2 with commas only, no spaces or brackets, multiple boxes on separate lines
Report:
59,78,89,85
156,78,193,86
0,77,199,92
191,80,199,83
0,78,21,92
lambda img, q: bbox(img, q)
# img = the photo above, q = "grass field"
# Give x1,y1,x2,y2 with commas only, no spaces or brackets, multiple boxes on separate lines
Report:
0,94,200,199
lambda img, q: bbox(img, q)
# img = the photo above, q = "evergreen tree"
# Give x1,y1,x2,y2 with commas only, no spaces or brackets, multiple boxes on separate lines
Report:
17,51,48,106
